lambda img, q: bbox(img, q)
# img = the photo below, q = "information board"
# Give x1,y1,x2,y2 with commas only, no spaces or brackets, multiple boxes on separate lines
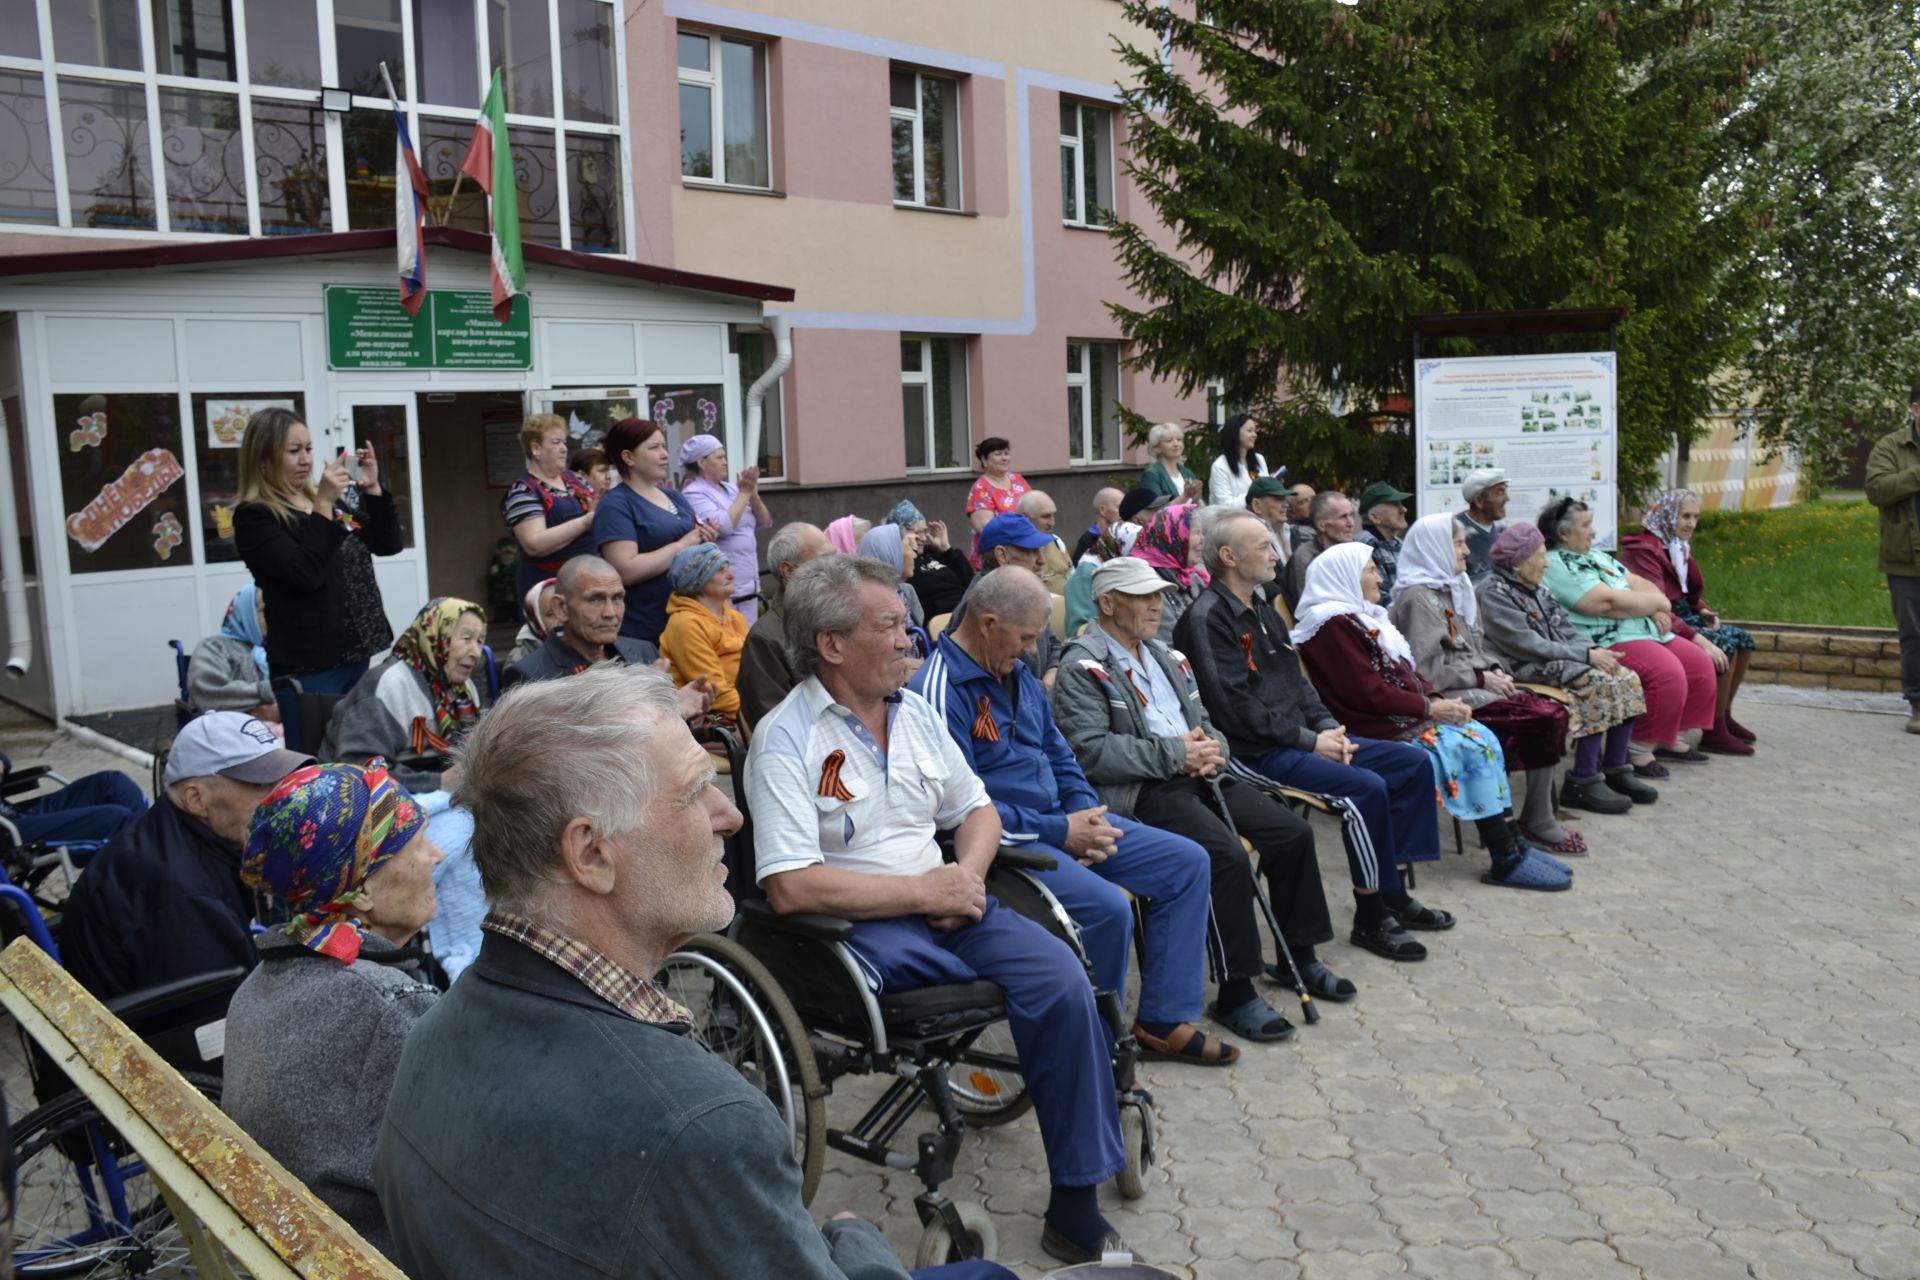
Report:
1412,351,1618,549
326,287,531,370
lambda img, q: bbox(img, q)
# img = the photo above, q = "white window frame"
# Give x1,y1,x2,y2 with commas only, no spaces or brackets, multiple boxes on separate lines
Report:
0,0,634,255
1059,99,1113,228
675,27,771,189
1067,340,1122,464
890,67,960,210
900,334,969,472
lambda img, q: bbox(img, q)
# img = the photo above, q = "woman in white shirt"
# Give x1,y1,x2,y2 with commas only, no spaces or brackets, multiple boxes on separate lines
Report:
1208,413,1273,508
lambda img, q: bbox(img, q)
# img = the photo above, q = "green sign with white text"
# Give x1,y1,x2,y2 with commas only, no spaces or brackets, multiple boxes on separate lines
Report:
325,286,530,370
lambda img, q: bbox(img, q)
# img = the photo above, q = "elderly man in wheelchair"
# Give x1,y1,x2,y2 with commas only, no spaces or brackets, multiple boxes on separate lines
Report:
745,555,1143,1268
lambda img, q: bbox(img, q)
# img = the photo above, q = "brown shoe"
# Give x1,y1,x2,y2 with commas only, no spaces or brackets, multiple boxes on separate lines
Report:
1132,1020,1240,1066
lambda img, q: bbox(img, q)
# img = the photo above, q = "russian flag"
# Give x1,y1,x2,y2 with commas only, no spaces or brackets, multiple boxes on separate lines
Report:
393,106,429,315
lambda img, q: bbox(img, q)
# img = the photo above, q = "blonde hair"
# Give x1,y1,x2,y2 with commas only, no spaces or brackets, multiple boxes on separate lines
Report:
520,412,566,459
235,406,315,525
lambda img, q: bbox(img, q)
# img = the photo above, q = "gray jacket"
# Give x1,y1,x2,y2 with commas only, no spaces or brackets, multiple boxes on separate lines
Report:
187,635,273,712
375,932,916,1279
1474,567,1599,686
322,661,488,793
1050,627,1226,818
221,927,437,1259
1388,585,1502,709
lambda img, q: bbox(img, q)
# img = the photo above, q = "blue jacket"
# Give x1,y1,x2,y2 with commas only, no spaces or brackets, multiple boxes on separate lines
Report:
909,633,1099,848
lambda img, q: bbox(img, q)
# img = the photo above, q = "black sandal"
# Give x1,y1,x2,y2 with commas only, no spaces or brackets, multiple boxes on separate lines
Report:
1388,896,1457,931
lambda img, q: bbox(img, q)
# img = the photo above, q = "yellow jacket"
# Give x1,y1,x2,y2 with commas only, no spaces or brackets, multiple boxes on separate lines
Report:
660,593,749,715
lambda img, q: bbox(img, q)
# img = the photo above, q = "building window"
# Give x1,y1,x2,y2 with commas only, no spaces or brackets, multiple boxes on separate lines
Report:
0,0,628,252
739,331,786,479
1059,101,1113,227
1067,341,1122,464
901,336,969,471
677,30,770,188
891,68,959,210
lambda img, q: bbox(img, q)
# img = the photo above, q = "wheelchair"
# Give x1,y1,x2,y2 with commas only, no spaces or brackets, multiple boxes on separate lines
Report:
656,738,1156,1267
0,755,117,919
1,879,245,1276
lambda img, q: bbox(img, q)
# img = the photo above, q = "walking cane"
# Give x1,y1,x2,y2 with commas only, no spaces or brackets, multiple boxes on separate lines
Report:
1204,773,1319,1025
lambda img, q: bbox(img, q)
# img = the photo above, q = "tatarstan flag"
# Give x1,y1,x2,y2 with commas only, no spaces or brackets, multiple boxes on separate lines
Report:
459,68,524,322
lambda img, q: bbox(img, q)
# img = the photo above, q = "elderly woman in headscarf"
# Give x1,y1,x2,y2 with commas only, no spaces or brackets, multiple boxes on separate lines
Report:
658,543,749,723
888,499,972,617
1293,543,1573,891
678,433,772,625
1476,521,1654,816
323,598,488,793
1619,489,1756,754
1388,514,1581,854
823,514,871,556
221,760,442,1257
857,522,926,626
504,576,563,665
1129,503,1212,643
1538,497,1718,778
189,584,280,724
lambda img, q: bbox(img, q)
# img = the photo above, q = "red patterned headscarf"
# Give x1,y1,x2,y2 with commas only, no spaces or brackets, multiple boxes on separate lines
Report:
1129,503,1210,589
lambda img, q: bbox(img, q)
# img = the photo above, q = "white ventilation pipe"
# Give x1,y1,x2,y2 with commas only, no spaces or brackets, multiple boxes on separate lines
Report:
0,397,31,676
744,314,793,470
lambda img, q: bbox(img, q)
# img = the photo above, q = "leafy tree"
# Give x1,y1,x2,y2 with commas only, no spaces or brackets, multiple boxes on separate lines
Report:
1110,0,1769,498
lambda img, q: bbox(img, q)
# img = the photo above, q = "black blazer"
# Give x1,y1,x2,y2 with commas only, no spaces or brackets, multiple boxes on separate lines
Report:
234,493,404,677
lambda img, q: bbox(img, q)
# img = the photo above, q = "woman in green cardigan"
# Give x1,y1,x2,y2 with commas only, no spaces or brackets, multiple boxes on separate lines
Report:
1139,422,1203,502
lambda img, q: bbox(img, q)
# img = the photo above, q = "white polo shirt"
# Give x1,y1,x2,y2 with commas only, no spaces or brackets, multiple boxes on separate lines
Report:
746,675,992,884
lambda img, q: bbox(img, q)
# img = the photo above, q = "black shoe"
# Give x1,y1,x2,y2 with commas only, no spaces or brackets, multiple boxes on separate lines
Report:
1386,895,1457,931
1560,772,1632,815
1350,915,1428,961
1653,745,1710,764
1603,766,1660,805
1266,958,1358,1001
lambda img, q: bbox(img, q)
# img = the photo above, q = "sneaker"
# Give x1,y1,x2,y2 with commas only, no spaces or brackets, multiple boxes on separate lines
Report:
1603,766,1660,805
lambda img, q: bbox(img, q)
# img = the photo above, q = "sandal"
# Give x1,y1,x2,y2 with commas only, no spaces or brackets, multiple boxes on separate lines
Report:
1265,958,1358,1002
1388,896,1457,931
1209,996,1296,1042
1481,848,1573,892
1132,1020,1241,1066
1519,824,1587,856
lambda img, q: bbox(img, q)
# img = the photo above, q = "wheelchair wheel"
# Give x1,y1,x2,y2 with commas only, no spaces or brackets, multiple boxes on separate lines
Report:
913,1200,997,1267
9,1073,222,1277
947,1023,1033,1127
659,933,826,1206
1115,1096,1154,1199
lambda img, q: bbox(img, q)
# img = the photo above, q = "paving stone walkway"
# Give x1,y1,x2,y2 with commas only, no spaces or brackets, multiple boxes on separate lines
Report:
820,699,1920,1277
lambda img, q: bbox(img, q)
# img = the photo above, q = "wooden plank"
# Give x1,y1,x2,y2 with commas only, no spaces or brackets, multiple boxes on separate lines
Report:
0,938,404,1279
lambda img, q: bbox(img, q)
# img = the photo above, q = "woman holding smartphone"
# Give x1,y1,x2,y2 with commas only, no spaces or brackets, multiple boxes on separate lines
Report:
233,406,404,696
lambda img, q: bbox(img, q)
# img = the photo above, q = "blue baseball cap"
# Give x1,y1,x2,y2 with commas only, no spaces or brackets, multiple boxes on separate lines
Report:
977,513,1053,553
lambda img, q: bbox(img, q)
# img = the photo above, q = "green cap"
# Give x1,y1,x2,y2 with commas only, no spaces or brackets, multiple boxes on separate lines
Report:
1245,476,1291,503
1358,480,1414,515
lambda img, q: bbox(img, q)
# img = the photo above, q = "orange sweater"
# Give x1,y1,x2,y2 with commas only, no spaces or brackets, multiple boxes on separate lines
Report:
659,593,749,716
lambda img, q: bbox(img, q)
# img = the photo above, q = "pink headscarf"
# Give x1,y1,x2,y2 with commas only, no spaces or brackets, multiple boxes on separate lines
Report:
825,515,860,555
1128,503,1210,589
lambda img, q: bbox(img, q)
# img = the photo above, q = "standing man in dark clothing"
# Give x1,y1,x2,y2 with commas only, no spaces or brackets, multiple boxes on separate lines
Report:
1866,382,1920,734
1176,511,1455,963
57,713,313,1001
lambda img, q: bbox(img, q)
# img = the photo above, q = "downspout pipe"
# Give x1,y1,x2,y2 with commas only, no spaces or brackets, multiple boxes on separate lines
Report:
744,314,793,471
0,397,31,676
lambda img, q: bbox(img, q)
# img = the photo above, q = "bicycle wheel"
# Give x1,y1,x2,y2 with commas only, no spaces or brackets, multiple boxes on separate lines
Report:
9,1073,223,1278
659,934,827,1206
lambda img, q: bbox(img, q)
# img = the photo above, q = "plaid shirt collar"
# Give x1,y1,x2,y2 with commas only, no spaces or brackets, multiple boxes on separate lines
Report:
483,910,691,1027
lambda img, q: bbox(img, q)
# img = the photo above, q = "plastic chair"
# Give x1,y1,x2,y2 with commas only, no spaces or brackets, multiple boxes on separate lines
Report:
481,644,500,702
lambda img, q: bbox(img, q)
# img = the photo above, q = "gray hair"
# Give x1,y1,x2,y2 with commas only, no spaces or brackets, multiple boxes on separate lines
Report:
766,522,821,581
1016,489,1056,518
1145,422,1185,451
782,555,901,678
1308,491,1352,527
1538,498,1589,549
453,664,682,918
556,553,618,597
965,566,1050,627
1202,509,1265,574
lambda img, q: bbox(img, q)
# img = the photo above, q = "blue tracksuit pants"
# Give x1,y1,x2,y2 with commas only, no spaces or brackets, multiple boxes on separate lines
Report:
10,771,148,848
1239,736,1440,894
1022,815,1211,1025
847,900,1126,1188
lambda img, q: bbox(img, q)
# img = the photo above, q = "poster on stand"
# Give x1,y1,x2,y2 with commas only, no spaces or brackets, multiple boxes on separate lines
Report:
1413,351,1619,549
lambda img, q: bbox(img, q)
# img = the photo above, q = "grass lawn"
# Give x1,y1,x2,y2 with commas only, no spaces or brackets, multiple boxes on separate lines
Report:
1690,501,1891,628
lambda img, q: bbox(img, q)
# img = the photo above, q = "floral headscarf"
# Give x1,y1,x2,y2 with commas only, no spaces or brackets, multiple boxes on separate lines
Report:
1641,488,1698,585
391,597,486,746
241,760,426,963
1129,503,1210,589
887,500,926,530
219,583,269,680
1290,542,1416,667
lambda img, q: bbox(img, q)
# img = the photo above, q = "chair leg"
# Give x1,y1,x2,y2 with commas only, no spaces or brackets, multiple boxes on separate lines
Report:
1401,861,1416,890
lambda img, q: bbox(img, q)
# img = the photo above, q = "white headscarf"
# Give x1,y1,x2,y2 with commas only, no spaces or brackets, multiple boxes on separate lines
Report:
1114,520,1143,557
1393,512,1478,629
1289,542,1415,666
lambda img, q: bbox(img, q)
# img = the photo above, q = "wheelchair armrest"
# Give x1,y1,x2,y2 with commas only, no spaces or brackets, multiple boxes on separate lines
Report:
738,896,854,943
104,966,249,1027
993,846,1057,872
1,765,60,799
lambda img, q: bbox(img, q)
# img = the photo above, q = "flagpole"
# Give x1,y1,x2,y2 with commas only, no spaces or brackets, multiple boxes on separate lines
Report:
376,61,461,225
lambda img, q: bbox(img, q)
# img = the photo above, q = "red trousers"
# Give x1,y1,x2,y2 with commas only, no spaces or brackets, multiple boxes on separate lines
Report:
1612,637,1716,744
